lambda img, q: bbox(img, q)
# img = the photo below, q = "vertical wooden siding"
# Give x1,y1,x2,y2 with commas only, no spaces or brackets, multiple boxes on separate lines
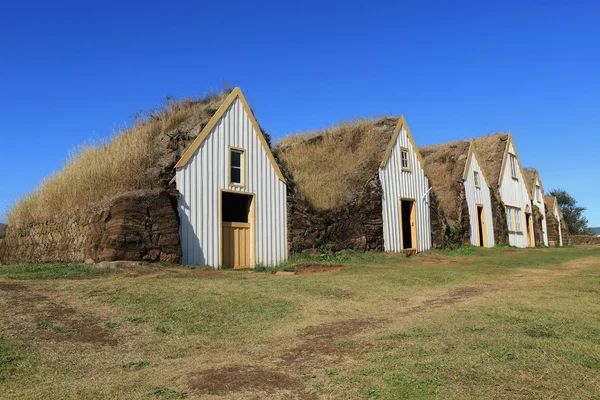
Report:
554,203,563,246
380,126,432,253
499,142,532,248
176,98,287,267
532,176,549,246
464,153,495,247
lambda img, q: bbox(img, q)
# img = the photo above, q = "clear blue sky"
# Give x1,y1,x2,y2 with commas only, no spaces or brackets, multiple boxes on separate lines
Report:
1,1,598,226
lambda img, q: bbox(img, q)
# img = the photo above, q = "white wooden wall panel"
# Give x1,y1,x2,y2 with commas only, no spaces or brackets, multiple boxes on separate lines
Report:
464,153,495,247
532,177,549,246
380,126,432,253
176,98,287,267
553,203,563,246
498,142,532,248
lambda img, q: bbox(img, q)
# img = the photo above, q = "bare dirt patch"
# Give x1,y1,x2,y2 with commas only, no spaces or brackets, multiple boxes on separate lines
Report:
281,317,388,365
406,284,497,314
0,282,28,292
188,365,317,399
0,282,116,345
295,264,348,275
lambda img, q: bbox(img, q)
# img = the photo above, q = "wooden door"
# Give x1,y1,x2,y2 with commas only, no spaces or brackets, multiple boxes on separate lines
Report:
526,214,534,247
222,222,251,269
409,201,417,251
400,199,417,253
477,205,488,247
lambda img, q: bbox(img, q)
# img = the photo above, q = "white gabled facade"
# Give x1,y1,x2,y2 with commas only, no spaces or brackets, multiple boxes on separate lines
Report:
463,147,495,247
530,173,549,246
380,117,432,253
498,139,534,248
175,88,287,268
552,200,563,246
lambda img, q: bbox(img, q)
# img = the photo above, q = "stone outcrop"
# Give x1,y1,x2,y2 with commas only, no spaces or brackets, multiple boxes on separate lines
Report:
0,191,180,264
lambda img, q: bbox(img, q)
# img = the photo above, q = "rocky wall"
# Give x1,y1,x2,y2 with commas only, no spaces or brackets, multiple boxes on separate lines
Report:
0,191,181,264
571,235,600,245
490,194,509,246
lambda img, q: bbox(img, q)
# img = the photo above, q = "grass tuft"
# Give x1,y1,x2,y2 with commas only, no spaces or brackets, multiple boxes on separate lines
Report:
36,321,74,333
522,324,560,339
152,387,187,399
121,361,150,370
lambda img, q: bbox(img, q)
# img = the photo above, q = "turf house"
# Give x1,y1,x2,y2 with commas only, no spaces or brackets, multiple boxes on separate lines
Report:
276,116,433,254
471,133,534,248
523,168,549,246
175,88,288,268
420,140,495,248
0,87,288,267
544,195,569,246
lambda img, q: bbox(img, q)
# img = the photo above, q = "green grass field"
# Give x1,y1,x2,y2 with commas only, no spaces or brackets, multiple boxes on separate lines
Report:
1,246,600,399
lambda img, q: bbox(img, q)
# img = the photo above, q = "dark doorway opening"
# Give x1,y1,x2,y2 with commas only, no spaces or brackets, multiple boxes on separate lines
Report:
222,192,251,223
401,200,414,250
477,205,485,247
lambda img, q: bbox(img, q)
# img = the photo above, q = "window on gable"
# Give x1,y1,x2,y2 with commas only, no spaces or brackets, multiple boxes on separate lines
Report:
536,185,541,201
474,171,480,188
400,147,411,171
229,147,245,187
509,154,518,179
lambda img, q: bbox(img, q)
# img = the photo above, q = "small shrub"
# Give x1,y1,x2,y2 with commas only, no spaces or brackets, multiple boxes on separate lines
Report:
105,322,120,329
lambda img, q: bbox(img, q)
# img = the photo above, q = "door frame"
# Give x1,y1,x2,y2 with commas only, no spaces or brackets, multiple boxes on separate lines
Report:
525,211,534,247
399,197,418,253
219,189,256,268
476,203,488,248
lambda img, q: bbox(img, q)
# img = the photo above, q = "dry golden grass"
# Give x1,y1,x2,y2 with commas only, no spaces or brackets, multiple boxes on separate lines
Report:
470,133,509,191
275,117,398,210
8,90,231,228
420,140,471,223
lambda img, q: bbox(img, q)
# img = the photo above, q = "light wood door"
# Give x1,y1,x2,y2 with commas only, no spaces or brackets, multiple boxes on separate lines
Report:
526,214,534,247
400,199,417,253
477,205,488,247
222,222,250,269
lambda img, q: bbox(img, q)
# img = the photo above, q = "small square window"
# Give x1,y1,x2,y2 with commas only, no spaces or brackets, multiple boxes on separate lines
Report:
400,148,411,171
474,171,480,188
229,148,244,187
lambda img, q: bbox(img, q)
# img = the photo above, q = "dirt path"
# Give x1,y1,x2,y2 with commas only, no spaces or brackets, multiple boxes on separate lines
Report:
183,256,599,399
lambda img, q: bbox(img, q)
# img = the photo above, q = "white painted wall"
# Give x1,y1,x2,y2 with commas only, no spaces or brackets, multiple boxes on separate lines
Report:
553,202,563,246
176,98,287,267
380,126,432,252
464,152,495,247
498,142,533,248
532,177,549,246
